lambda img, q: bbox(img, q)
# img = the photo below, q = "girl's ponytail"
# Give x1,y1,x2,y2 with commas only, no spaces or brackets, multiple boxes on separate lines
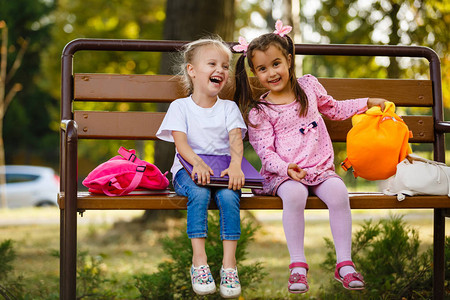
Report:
233,54,253,124
284,34,308,116
285,35,296,68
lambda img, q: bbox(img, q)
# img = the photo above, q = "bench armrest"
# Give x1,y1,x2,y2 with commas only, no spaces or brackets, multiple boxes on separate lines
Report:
435,121,450,134
60,120,78,201
61,119,78,135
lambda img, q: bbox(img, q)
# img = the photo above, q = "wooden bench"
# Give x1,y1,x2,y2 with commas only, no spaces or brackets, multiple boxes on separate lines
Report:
59,39,450,299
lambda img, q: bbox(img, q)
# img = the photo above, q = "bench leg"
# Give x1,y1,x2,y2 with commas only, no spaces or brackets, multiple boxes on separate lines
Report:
60,121,78,299
433,208,446,300
60,209,64,299
61,204,77,299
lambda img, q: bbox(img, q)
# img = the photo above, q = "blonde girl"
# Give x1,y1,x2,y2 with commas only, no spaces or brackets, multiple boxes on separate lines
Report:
157,37,246,298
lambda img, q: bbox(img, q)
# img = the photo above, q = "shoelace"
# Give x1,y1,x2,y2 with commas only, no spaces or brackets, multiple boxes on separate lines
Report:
194,266,212,284
222,269,239,287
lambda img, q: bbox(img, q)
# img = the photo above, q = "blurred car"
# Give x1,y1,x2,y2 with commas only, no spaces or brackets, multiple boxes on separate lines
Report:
0,165,60,208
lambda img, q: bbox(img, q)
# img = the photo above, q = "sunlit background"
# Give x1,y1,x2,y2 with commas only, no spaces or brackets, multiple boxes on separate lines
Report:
1,0,449,195
0,0,450,170
0,1,449,298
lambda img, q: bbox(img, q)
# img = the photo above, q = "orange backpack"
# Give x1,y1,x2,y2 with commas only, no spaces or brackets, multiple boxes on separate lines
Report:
341,102,412,181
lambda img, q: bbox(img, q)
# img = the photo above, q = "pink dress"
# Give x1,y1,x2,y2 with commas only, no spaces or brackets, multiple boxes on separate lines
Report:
248,74,368,195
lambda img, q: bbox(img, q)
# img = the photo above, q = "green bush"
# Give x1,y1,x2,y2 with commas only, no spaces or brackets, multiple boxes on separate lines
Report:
0,240,16,281
0,243,121,300
134,211,267,299
76,251,119,299
319,215,449,300
0,240,24,300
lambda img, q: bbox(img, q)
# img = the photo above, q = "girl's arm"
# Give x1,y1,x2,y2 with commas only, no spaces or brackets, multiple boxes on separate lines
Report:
248,109,292,177
172,131,213,186
307,75,368,120
220,128,245,190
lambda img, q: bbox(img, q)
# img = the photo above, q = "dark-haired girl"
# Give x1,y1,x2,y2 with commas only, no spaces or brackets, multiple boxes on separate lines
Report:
233,20,386,293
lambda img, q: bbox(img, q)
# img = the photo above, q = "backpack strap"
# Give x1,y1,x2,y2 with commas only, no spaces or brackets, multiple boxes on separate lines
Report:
341,158,359,178
118,146,146,165
341,158,352,172
102,165,146,196
100,147,147,196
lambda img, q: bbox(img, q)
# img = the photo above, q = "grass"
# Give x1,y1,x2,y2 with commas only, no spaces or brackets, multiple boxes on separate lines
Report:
0,207,448,299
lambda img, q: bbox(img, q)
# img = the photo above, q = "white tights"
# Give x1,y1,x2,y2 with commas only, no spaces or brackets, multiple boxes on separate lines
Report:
277,177,353,267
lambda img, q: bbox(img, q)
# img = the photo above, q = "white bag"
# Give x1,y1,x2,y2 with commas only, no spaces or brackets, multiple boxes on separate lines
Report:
383,154,450,201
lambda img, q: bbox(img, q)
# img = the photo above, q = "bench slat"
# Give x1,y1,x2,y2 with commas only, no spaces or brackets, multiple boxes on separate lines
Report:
58,192,450,210
74,74,433,106
74,110,434,142
74,111,165,140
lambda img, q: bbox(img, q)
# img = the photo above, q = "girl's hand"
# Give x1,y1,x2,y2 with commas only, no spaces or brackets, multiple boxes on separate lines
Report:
192,159,214,185
221,164,245,190
367,98,387,111
287,163,307,181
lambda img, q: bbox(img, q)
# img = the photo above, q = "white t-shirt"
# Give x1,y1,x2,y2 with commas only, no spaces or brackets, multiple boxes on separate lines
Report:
156,95,247,178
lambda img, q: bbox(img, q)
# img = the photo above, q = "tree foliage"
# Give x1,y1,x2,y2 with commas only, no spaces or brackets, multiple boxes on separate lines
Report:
0,0,57,167
41,0,167,171
1,0,449,170
42,0,166,99
298,0,450,176
301,0,449,104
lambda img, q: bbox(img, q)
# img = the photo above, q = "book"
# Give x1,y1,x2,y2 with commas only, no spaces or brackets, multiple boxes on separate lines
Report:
177,154,264,189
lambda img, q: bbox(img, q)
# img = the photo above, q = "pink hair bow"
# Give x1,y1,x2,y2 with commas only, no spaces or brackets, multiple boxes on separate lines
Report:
273,19,292,37
233,36,249,54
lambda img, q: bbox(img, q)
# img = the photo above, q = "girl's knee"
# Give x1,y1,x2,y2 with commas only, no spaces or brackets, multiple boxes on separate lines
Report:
277,181,308,211
322,178,348,196
283,196,307,211
327,197,350,212
215,189,240,210
186,186,211,207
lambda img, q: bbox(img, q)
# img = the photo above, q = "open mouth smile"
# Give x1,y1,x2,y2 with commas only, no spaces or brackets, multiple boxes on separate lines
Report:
210,76,223,84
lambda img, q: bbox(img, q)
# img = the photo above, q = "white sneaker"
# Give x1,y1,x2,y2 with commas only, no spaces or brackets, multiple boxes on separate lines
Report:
190,265,216,295
220,265,241,298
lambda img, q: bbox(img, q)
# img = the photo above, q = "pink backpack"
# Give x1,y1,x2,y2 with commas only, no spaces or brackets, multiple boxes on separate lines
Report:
82,147,169,196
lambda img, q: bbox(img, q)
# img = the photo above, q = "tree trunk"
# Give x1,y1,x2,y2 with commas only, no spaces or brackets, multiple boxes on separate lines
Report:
143,0,235,223
0,118,6,208
0,22,26,209
387,3,401,78
0,23,8,208
282,0,302,75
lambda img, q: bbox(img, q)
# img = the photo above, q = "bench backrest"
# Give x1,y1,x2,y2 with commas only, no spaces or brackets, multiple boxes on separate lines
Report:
61,40,445,167
72,74,435,143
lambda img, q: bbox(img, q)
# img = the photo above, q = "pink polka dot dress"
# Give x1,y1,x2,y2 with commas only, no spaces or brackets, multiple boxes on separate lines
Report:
248,75,368,195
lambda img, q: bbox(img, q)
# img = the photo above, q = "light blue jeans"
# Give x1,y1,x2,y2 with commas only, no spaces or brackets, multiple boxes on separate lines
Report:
173,169,241,240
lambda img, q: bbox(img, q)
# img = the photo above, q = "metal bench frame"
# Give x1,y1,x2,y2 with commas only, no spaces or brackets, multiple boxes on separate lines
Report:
60,39,449,299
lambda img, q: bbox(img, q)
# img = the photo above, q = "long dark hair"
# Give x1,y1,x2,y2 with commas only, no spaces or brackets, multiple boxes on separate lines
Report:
233,33,308,125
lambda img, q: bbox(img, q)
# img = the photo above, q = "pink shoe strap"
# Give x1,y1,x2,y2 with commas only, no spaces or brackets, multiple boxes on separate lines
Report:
335,260,355,271
289,262,309,271
288,273,308,284
343,272,365,285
